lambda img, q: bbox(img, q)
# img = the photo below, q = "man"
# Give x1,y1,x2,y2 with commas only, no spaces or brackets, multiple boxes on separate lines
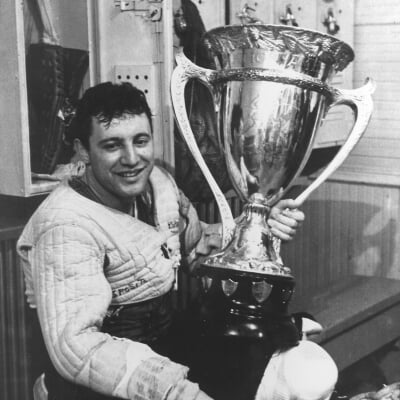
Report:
17,82,304,400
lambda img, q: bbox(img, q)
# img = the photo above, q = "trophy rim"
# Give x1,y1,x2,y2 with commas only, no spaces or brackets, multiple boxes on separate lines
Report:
202,23,355,72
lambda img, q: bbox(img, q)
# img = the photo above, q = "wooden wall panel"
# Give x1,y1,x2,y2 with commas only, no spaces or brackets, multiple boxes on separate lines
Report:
337,0,400,185
354,0,400,24
283,180,400,299
0,235,32,400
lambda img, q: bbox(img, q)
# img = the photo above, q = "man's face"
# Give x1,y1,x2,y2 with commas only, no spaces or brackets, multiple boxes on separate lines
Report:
86,113,155,202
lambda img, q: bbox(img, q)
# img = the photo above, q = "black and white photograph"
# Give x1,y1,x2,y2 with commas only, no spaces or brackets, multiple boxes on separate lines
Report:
0,1,399,399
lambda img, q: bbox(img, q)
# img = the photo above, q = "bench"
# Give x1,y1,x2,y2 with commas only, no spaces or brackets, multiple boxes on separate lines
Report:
291,275,400,370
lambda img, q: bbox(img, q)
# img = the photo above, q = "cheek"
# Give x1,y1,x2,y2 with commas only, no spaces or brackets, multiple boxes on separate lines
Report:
90,152,117,174
140,146,155,162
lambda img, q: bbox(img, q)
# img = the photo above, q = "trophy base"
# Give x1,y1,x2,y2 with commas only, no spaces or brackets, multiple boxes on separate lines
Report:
203,253,292,277
178,266,300,400
195,264,295,339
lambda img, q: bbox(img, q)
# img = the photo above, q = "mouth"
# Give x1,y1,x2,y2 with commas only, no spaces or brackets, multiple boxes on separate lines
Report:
115,167,146,179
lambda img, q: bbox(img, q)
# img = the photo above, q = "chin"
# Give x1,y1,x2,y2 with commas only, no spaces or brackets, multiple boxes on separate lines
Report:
120,183,147,199
115,168,152,199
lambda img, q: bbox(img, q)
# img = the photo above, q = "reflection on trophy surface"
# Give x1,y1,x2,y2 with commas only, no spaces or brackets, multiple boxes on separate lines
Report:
171,24,375,330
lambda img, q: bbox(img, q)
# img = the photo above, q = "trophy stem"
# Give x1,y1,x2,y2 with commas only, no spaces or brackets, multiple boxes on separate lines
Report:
203,199,292,278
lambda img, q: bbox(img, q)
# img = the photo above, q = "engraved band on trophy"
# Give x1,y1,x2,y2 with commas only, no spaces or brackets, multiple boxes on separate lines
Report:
171,24,375,329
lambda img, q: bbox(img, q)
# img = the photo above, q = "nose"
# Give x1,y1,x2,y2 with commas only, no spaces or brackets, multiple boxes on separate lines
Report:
120,144,139,166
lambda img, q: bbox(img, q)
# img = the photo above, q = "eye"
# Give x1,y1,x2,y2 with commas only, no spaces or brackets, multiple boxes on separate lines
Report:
134,134,151,147
102,142,120,151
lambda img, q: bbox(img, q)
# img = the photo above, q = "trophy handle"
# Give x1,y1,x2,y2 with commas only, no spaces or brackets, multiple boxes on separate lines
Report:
295,78,376,204
171,50,236,248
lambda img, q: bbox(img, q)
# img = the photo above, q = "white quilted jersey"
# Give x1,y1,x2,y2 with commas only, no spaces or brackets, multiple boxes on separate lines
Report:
17,166,198,399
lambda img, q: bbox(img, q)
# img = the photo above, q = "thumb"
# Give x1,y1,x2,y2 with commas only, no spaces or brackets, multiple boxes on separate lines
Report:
274,198,303,211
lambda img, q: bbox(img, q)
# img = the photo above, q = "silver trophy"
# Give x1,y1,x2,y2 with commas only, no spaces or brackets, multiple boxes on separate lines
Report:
171,24,374,287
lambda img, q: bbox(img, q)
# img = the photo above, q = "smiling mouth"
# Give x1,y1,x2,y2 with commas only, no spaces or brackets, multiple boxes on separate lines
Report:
116,168,145,178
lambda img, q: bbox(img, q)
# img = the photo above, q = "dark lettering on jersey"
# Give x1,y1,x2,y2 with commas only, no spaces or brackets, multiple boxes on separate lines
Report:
161,243,170,259
112,279,146,298
168,219,179,231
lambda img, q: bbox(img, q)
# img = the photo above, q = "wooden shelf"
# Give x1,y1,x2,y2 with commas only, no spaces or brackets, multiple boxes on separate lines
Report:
291,275,400,370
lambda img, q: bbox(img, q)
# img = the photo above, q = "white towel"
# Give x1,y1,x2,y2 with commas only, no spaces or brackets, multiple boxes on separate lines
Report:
255,340,338,400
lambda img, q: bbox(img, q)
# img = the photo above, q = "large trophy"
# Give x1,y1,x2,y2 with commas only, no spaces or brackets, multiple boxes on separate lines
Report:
171,24,374,338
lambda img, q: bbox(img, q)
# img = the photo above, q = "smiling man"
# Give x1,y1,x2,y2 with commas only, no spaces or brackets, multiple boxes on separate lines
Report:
77,113,155,213
17,82,304,400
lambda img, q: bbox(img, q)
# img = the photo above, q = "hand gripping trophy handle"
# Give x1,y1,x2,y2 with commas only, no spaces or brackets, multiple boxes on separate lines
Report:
172,49,375,255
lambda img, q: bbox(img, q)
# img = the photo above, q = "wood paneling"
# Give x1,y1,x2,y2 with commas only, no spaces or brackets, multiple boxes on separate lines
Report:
282,180,400,297
337,0,400,185
0,233,32,400
354,0,400,25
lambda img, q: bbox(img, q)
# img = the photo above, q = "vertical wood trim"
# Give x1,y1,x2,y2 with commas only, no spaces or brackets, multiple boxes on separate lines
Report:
0,238,32,400
0,0,30,195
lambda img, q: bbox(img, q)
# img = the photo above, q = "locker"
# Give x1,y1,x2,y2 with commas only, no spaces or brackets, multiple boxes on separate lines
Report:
0,0,89,196
88,0,175,166
0,0,176,196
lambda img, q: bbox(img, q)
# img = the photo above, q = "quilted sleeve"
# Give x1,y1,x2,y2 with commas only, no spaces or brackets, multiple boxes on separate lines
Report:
32,223,202,399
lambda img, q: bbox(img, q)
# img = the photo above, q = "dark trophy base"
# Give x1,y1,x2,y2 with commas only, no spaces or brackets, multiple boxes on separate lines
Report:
179,265,301,400
196,264,296,338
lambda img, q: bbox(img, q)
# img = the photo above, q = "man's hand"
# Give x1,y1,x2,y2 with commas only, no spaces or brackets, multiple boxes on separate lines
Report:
267,199,305,241
194,223,222,256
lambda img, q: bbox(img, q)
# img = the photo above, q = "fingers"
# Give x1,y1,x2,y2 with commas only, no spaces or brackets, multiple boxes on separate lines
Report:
267,217,298,241
268,199,305,241
270,203,305,228
195,232,222,256
274,198,304,211
270,199,305,223
281,207,305,224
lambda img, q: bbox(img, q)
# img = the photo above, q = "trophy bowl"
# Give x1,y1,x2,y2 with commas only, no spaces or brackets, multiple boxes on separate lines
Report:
171,24,374,333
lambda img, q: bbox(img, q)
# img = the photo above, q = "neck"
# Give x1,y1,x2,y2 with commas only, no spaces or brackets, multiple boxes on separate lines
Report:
83,167,133,214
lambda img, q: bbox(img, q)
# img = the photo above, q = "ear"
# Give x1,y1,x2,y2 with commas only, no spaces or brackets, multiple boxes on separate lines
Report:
73,139,90,164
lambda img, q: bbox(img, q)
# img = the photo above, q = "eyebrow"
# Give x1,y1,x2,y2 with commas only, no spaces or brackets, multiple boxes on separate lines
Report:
98,132,152,145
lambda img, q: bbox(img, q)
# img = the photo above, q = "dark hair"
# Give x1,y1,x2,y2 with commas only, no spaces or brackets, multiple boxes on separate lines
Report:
66,82,153,149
